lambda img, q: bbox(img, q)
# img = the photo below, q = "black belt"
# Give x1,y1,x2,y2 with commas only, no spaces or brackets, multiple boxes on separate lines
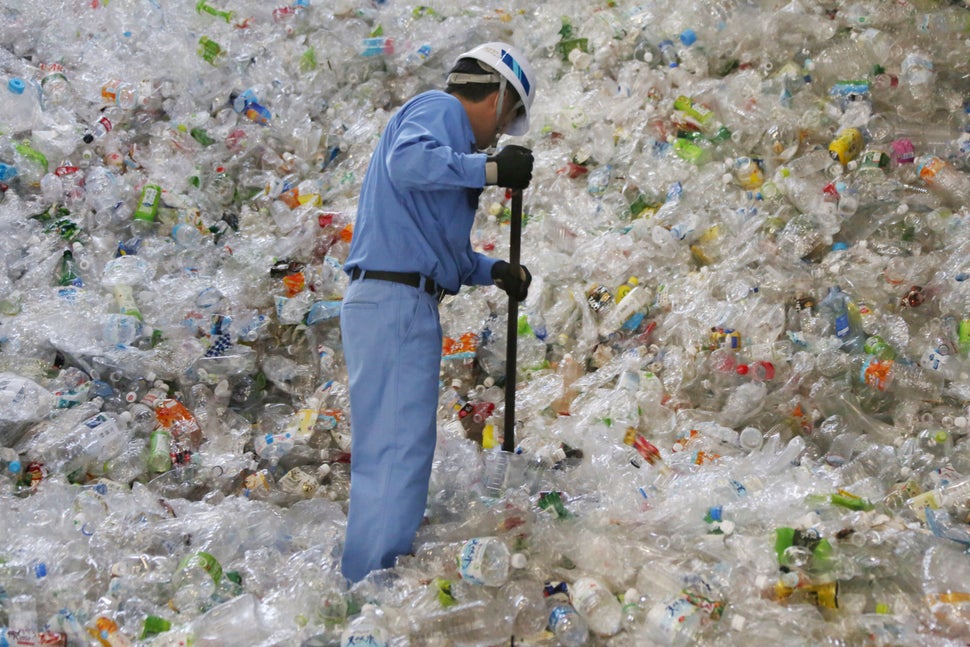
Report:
349,267,447,302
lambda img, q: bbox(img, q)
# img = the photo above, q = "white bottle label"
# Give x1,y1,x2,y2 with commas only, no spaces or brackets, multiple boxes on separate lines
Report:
457,537,494,585
646,594,701,641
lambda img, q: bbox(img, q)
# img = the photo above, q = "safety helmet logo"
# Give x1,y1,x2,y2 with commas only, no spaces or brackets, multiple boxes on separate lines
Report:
500,50,531,97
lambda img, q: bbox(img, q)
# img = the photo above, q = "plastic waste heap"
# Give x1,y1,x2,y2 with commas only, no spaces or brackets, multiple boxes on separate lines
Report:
2,0,970,645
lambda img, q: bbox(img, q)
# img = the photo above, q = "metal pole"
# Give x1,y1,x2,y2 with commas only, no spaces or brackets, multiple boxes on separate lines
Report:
502,189,523,453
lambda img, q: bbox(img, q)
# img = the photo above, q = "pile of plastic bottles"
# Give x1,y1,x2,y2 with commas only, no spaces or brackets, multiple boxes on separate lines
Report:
2,0,970,644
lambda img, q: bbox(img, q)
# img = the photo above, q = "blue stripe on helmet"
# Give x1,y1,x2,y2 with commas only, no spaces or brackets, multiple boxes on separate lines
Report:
500,49,530,97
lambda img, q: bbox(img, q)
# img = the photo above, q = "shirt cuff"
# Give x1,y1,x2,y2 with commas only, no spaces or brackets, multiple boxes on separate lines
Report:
485,161,498,185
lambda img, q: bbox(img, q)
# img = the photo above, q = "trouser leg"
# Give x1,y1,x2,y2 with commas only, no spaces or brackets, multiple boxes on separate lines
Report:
339,280,441,582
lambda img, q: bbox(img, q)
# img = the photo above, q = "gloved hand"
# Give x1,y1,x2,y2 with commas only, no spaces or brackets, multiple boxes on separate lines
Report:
485,145,534,190
491,260,532,301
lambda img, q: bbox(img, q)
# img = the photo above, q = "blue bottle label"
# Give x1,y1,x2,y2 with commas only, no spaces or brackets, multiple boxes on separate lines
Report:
834,312,850,338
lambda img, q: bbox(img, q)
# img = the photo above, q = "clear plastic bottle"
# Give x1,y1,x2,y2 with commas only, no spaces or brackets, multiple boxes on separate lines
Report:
100,79,152,110
907,474,970,517
817,286,867,352
89,615,132,647
0,446,22,485
155,398,203,449
147,427,172,474
58,408,132,475
340,604,388,647
131,183,162,236
917,155,970,207
500,577,548,638
172,551,223,614
1,77,38,134
546,594,590,647
38,64,71,111
598,280,652,337
899,50,936,113
191,593,271,647
859,355,944,401
570,576,622,637
457,536,513,587
0,373,56,446
82,113,114,144
408,598,513,646
637,562,725,647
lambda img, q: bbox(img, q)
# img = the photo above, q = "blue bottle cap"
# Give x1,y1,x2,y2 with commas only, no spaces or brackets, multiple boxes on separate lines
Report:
8,77,25,95
0,162,17,181
679,29,697,46
831,242,849,251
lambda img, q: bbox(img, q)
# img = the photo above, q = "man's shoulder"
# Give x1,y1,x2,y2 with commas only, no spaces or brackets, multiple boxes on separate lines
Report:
394,90,465,129
404,89,458,110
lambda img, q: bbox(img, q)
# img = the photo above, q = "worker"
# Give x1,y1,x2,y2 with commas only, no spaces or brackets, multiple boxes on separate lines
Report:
339,41,537,582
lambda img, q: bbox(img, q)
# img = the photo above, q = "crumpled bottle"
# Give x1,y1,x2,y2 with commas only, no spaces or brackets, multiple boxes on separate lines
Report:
817,286,867,353
0,373,56,447
340,604,388,647
457,536,523,587
57,407,132,475
570,575,623,637
546,589,589,647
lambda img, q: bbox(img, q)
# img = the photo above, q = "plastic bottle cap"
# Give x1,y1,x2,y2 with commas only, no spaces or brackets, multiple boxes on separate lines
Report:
8,78,25,95
739,427,762,450
955,417,967,428
679,29,697,46
511,552,527,569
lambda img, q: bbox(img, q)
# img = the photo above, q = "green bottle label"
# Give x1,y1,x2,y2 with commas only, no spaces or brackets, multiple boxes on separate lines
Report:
134,184,161,223
140,615,171,638
959,319,970,354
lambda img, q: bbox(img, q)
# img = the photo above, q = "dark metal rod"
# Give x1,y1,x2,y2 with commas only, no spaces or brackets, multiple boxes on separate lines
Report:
502,189,523,453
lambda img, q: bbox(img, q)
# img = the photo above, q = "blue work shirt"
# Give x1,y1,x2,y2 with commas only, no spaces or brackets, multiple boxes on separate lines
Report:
343,90,498,294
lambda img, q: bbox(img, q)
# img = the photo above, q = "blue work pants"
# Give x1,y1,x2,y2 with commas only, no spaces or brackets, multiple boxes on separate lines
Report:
339,278,442,582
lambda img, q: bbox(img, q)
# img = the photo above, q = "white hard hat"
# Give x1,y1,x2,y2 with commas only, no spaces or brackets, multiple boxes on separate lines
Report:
449,42,536,136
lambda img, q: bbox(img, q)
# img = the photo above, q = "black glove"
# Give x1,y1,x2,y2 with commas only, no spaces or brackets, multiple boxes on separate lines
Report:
486,145,534,190
491,260,532,301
